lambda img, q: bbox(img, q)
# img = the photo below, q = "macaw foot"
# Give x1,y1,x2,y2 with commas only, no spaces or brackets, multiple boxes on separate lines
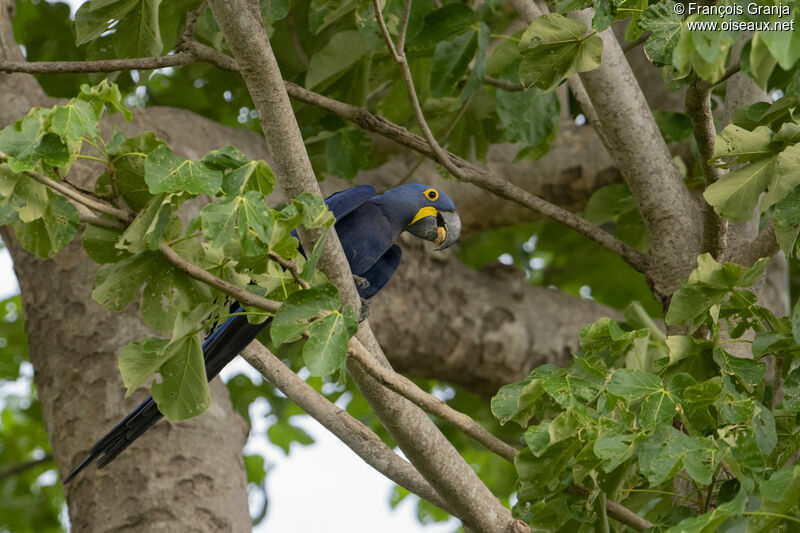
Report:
352,275,370,289
359,298,370,322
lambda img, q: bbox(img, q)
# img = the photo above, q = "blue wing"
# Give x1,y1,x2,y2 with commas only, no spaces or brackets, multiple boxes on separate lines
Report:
358,244,402,299
325,185,376,221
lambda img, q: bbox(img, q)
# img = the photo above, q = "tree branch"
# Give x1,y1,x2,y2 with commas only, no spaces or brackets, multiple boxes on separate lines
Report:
240,342,458,519
206,1,528,531
267,251,310,290
566,8,703,301
0,454,53,481
372,0,466,182
483,75,524,92
347,336,520,462
0,38,646,274
685,83,727,260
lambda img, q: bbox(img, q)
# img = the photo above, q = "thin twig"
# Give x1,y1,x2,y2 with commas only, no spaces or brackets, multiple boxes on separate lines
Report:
176,1,205,50
285,10,309,68
396,0,413,52
565,486,653,532
686,82,727,260
268,251,310,289
159,244,282,313
348,337,521,462
79,214,124,230
483,75,524,92
372,0,467,182
715,60,741,87
22,169,130,221
734,219,780,266
0,54,196,74
622,32,650,54
0,455,53,481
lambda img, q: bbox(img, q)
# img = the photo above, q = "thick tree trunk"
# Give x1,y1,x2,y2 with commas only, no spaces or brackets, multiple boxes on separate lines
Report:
1,4,251,527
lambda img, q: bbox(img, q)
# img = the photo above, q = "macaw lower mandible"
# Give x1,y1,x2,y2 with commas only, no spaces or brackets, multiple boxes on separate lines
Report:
64,183,461,483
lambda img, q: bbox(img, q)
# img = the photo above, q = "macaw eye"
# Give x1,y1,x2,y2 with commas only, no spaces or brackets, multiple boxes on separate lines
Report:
424,188,438,201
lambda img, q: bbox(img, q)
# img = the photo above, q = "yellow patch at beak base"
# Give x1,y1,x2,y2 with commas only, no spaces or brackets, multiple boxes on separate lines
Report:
410,206,438,225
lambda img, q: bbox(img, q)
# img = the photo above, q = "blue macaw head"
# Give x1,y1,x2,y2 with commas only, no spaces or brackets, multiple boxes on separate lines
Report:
373,183,461,250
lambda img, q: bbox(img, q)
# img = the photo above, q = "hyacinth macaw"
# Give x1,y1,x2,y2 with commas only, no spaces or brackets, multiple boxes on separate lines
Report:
64,183,461,483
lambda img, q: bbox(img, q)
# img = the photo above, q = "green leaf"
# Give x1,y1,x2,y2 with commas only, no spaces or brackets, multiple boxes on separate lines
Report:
758,15,800,70
639,1,683,67
0,110,69,172
496,86,559,153
766,144,800,210
584,184,637,224
693,253,769,289
271,284,340,344
638,426,716,485
145,144,222,196
748,33,777,90
82,224,131,263
201,145,249,171
151,331,210,420
200,196,239,249
430,31,477,98
92,251,211,332
594,432,639,472
712,125,775,161
292,193,335,229
592,0,613,31
14,192,80,258
752,401,777,457
51,99,99,142
491,371,547,427
78,80,133,120
223,160,275,197
325,129,371,180
112,0,163,58
704,155,778,221
410,3,477,50
306,30,370,89
607,368,661,401
518,14,603,91
200,191,275,255
303,306,358,377
75,0,138,46
308,0,355,34
667,484,747,533
261,0,290,21
118,336,170,395
712,348,765,390
109,131,166,211
117,193,175,252
751,465,800,532
267,419,314,454
0,166,48,223
244,454,267,486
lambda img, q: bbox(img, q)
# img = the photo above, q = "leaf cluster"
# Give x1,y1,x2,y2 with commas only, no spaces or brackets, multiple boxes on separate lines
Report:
0,82,357,421
493,254,800,530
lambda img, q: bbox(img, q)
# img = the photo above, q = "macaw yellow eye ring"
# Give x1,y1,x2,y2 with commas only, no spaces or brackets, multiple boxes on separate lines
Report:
424,188,438,201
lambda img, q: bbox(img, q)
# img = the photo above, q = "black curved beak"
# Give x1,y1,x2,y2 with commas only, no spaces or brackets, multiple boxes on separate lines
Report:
407,210,461,250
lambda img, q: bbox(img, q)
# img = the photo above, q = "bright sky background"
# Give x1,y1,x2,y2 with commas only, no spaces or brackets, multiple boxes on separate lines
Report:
2,2,460,531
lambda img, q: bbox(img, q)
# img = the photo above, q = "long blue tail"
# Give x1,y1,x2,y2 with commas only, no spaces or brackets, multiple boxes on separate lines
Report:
63,310,268,484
